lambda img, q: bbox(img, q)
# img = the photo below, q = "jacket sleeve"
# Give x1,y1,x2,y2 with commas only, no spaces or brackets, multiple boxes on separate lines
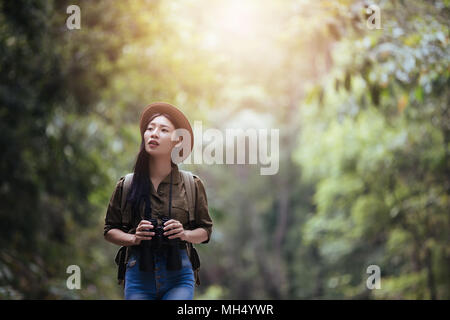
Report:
193,176,213,244
104,176,126,236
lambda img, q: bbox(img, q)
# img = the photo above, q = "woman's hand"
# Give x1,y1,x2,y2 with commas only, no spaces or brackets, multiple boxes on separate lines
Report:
133,220,155,245
163,219,189,241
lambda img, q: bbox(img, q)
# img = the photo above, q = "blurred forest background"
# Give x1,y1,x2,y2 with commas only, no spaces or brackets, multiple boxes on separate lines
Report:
0,0,448,299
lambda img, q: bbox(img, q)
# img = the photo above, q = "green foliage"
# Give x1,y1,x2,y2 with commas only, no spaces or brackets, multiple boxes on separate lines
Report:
1,0,448,299
295,0,449,299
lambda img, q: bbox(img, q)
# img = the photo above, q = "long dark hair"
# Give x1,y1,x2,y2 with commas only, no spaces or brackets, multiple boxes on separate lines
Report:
126,112,177,222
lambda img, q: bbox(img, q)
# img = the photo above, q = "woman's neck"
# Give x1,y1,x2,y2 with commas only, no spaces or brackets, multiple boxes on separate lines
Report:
148,156,173,180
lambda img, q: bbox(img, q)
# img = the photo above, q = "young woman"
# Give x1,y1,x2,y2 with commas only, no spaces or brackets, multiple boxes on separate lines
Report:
104,102,213,300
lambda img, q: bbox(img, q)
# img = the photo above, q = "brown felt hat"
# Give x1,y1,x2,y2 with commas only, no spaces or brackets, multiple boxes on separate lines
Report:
139,102,194,162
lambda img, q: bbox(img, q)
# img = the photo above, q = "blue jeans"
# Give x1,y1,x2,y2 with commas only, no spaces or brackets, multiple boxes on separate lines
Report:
124,248,195,300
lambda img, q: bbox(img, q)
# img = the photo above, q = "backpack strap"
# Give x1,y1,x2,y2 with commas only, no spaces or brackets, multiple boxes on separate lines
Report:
179,169,202,287
116,173,133,285
121,173,134,213
180,170,196,224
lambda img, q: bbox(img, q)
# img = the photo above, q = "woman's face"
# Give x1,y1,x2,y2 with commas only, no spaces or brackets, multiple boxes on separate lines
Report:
143,115,180,158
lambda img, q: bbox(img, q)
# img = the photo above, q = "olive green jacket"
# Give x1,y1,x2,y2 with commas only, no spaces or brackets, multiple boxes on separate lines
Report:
104,164,213,285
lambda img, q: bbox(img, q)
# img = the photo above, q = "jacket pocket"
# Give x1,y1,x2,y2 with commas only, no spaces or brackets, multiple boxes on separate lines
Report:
171,198,189,226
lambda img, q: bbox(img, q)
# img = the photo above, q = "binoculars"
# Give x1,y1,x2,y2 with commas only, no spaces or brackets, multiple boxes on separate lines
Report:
145,216,179,251
138,216,182,271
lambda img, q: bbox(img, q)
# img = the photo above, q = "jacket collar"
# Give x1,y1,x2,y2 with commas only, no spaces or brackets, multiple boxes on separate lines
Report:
160,163,181,185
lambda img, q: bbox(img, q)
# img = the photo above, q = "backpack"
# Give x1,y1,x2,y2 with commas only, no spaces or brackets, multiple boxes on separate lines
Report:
115,170,202,286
